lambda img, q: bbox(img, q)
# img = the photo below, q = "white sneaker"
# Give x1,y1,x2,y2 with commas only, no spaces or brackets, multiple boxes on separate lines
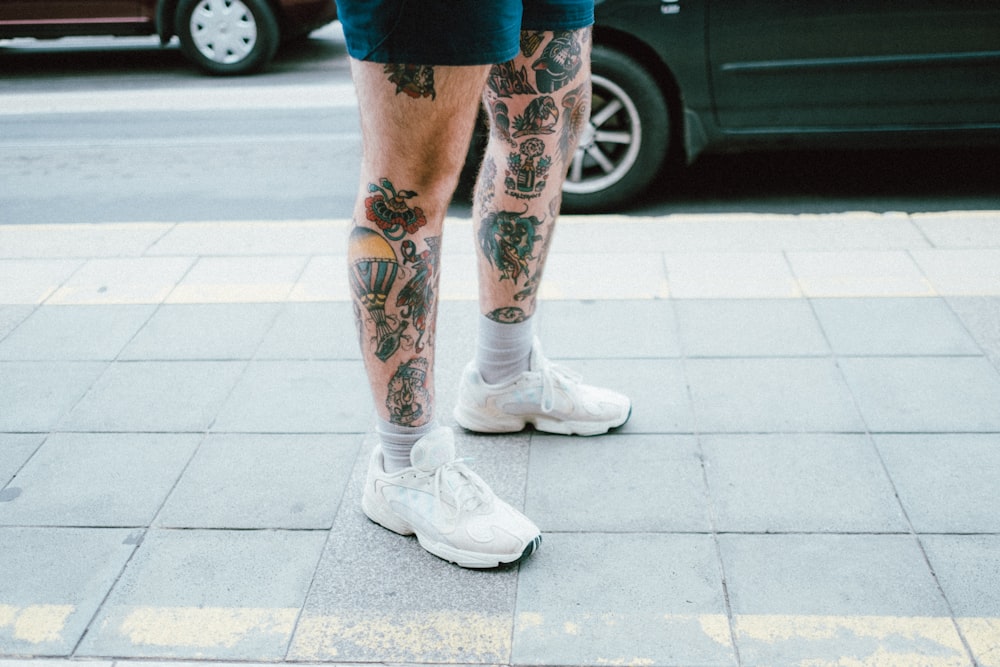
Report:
361,427,541,568
454,338,632,436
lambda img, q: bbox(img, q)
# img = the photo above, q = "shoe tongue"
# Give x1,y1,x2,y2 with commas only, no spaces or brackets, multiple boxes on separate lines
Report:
409,428,456,472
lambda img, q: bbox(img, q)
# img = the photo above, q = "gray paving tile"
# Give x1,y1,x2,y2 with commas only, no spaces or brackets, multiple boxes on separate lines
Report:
876,434,1000,533
211,361,369,433
289,432,529,664
676,299,829,357
922,535,1000,616
0,527,138,656
60,361,245,432
78,529,326,660
120,304,281,360
911,248,1000,296
948,296,1000,370
0,362,107,431
812,297,981,356
0,433,199,527
0,306,35,341
0,434,44,488
513,533,735,666
719,534,968,666
156,433,361,529
922,535,1000,667
0,661,112,667
535,299,681,358
0,259,82,305
0,306,156,361
913,211,1000,248
703,434,907,533
525,434,709,532
839,357,1000,432
686,358,864,433
573,358,693,434
255,302,360,360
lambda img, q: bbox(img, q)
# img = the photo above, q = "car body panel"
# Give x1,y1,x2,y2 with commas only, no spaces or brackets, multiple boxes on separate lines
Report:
0,0,336,56
594,0,1000,162
709,1,1000,130
0,0,155,37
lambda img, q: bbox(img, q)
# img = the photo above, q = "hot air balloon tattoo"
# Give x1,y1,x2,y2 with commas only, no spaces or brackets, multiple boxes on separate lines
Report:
349,227,408,362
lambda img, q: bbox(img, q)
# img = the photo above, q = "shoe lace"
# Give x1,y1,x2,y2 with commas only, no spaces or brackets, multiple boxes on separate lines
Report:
427,458,493,520
537,355,583,413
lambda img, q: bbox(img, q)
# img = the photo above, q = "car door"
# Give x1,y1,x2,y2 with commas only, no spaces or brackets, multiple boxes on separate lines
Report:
0,0,145,36
707,0,1000,131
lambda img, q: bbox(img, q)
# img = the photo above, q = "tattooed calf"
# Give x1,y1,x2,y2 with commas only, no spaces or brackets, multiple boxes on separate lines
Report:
349,226,408,362
513,96,559,137
386,357,430,426
478,209,544,284
396,237,440,353
487,306,528,324
506,137,552,199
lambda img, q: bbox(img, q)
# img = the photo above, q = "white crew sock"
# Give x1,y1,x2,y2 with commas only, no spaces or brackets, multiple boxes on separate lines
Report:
475,314,534,385
377,418,437,473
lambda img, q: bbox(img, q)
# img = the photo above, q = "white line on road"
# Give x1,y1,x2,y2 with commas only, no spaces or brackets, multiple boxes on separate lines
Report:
0,133,360,149
0,83,358,115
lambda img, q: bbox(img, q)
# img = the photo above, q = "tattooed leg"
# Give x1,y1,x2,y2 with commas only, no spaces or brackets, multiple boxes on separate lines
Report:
475,28,593,320
348,59,489,433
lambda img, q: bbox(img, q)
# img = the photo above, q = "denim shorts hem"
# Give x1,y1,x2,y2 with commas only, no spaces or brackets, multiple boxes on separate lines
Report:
337,0,593,66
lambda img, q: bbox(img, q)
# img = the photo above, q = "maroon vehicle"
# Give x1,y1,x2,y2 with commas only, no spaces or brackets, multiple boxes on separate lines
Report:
0,0,337,74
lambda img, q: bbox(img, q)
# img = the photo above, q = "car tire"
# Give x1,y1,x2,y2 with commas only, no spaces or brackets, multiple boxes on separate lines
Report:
175,0,280,75
561,44,671,213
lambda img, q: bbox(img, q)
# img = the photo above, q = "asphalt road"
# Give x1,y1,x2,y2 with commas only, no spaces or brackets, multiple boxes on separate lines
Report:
2,24,998,225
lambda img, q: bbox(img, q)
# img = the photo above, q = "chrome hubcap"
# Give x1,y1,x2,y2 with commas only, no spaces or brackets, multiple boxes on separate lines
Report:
190,0,258,64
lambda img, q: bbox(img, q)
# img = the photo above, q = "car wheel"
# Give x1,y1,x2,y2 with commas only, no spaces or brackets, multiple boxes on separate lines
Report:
561,44,671,213
176,0,279,75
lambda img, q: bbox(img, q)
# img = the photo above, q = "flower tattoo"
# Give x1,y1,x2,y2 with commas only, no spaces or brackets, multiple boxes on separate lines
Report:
365,178,428,241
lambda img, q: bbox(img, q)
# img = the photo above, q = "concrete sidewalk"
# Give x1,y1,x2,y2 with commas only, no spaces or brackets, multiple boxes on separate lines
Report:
1,210,1000,667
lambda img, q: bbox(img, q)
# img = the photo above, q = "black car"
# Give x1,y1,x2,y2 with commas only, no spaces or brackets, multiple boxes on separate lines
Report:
561,0,1000,212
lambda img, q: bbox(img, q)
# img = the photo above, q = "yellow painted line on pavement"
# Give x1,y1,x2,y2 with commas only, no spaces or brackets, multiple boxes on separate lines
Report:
0,604,74,644
111,606,298,649
733,613,992,667
292,610,511,662
3,604,998,665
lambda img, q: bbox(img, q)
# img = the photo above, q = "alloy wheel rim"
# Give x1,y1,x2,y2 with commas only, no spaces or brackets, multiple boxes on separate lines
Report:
564,73,643,195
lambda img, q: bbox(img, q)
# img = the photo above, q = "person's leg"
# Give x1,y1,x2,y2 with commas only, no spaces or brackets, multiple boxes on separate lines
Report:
476,27,593,323
348,59,488,469
347,58,541,568
455,27,632,435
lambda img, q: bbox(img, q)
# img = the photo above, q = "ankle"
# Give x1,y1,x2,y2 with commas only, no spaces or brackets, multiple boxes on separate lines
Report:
475,315,534,384
377,418,438,472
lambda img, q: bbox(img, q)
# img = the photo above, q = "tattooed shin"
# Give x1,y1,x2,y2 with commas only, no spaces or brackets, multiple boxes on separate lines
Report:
350,178,439,362
505,137,552,200
386,356,431,426
486,306,529,324
478,208,545,303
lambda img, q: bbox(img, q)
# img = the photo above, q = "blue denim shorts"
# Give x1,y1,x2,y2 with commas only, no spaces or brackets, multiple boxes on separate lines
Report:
335,0,594,65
